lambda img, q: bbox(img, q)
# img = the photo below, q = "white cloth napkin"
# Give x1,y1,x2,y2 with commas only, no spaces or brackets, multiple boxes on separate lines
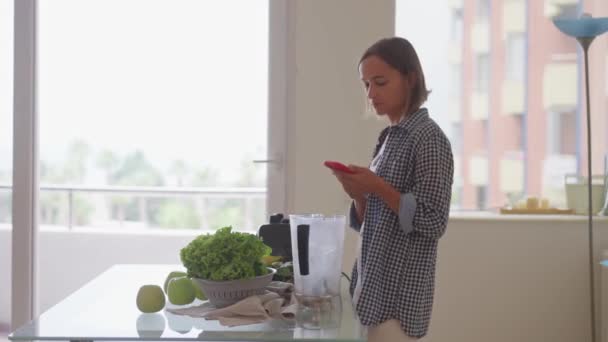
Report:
167,281,296,327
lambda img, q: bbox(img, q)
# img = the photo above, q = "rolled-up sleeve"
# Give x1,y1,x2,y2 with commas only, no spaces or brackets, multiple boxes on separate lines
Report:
349,201,362,232
410,133,454,240
399,193,417,234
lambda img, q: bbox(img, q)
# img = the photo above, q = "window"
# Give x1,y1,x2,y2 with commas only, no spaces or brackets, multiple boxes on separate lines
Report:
506,33,525,82
38,0,269,231
476,185,488,210
477,0,491,21
451,9,464,42
475,53,490,93
547,110,577,156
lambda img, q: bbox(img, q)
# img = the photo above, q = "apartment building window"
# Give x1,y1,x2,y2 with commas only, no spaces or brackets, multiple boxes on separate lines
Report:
475,53,490,93
547,110,577,156
451,9,464,42
477,0,491,21
506,33,525,82
476,185,488,210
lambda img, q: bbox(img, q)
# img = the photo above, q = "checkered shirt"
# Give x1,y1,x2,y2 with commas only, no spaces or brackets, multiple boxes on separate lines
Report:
349,107,453,338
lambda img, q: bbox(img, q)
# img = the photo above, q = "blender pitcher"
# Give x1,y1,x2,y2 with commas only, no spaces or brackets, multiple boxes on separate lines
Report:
289,214,346,329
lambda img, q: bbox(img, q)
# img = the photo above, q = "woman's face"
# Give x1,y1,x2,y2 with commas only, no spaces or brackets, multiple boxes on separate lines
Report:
359,55,413,118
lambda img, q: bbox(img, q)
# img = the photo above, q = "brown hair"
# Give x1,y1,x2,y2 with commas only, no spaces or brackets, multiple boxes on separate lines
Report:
359,37,430,114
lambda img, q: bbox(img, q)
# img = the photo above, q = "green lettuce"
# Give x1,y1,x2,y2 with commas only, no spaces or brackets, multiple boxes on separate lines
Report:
180,226,272,281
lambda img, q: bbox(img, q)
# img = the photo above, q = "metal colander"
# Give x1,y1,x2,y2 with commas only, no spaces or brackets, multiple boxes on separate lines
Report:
192,268,276,308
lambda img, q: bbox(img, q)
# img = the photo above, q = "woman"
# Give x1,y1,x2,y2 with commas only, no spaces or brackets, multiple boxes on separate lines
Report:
330,37,453,341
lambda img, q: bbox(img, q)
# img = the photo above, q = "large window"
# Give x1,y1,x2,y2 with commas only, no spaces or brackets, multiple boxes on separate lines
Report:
397,0,608,211
38,0,269,231
4,1,273,324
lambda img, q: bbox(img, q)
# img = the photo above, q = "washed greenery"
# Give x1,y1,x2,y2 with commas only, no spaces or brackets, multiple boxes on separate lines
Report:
180,226,272,281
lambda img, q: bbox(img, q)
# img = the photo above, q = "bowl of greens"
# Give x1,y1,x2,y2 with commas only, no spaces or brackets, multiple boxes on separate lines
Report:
180,226,275,308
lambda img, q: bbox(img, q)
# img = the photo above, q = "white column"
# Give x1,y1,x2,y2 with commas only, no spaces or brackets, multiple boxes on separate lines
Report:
12,0,37,329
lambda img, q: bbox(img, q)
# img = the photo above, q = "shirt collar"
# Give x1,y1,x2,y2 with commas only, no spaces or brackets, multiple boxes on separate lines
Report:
390,107,429,133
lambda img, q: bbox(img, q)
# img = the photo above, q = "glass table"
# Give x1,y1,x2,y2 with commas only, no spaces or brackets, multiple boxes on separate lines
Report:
9,264,365,342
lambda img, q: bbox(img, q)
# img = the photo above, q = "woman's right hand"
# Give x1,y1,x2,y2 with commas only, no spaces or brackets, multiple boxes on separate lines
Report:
333,171,365,201
332,171,367,223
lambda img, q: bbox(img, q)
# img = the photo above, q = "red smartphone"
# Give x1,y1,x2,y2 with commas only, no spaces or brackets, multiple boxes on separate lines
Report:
324,160,355,174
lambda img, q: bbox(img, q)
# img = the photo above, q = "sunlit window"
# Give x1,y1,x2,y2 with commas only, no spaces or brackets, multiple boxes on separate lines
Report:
38,0,269,231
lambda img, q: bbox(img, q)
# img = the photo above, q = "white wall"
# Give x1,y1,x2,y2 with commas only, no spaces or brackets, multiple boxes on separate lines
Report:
3,216,608,342
284,0,393,277
285,0,391,216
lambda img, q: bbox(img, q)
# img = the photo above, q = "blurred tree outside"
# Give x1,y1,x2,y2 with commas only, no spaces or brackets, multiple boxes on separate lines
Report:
36,139,266,231
154,200,201,229
39,140,95,226
109,150,163,223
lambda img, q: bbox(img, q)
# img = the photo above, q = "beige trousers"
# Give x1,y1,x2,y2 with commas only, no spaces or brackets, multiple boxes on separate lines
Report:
367,319,422,342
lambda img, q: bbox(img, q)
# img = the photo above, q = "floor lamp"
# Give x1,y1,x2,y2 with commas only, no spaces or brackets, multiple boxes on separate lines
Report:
552,14,608,342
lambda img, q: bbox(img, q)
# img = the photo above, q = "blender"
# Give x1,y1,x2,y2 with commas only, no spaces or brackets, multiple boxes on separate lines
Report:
289,214,345,329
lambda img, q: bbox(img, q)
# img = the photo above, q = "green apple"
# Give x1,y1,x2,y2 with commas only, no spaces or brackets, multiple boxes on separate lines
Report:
136,285,165,313
191,279,207,300
163,271,187,293
167,276,196,305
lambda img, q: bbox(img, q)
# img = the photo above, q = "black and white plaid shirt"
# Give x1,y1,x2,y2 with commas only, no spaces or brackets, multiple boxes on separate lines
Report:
349,107,453,338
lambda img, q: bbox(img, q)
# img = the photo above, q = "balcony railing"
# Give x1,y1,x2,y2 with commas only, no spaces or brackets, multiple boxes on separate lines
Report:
0,184,266,231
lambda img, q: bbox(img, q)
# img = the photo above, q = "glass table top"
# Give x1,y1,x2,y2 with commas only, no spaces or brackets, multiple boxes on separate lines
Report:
9,264,365,342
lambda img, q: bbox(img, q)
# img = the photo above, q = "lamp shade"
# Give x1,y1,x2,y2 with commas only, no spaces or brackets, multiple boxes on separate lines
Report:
552,16,608,38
